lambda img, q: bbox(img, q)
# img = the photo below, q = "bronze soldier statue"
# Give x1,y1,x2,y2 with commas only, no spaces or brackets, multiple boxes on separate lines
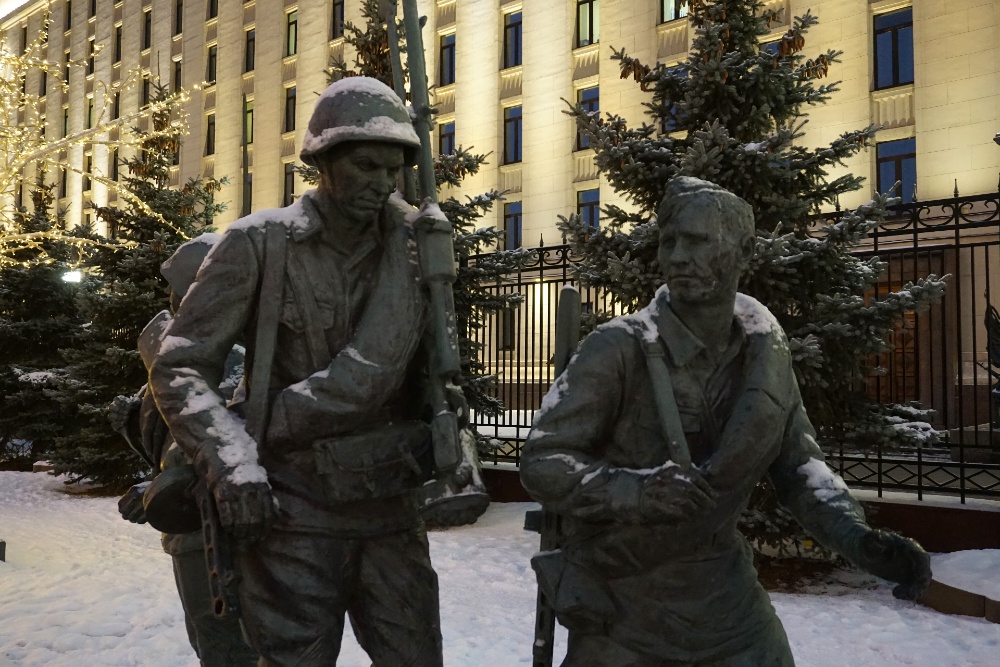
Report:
113,234,258,667
149,77,445,666
521,177,931,666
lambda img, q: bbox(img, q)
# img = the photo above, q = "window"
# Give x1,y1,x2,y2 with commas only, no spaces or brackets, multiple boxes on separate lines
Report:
141,77,151,107
60,168,67,198
207,0,218,20
242,172,253,216
244,28,255,72
576,86,599,150
206,45,217,84
173,59,182,94
503,201,522,250
205,113,216,155
439,33,456,86
503,12,522,69
62,106,69,137
660,0,688,24
20,25,27,54
874,8,913,90
576,0,599,48
332,0,345,39
64,49,70,84
439,121,455,155
87,37,94,74
142,9,152,50
577,188,600,231
86,97,94,128
111,147,119,181
174,0,183,36
244,99,254,144
64,1,72,31
89,0,96,19
40,71,47,96
284,86,296,132
83,153,92,191
114,24,122,63
876,138,916,204
286,11,298,57
503,106,522,164
283,163,295,206
112,91,120,119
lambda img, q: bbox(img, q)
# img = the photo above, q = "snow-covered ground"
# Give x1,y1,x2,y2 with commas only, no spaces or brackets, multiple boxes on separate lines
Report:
1,471,999,666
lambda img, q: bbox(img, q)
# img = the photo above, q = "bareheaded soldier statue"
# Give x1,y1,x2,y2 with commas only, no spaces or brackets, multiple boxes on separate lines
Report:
521,177,931,667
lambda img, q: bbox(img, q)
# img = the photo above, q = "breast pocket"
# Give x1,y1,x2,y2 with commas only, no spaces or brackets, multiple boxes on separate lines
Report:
279,294,305,332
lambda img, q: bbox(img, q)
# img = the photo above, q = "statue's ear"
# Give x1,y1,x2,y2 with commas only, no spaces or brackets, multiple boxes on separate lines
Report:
739,235,755,267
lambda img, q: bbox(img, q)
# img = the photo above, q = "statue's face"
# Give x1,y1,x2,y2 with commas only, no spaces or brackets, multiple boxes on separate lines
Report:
315,142,405,226
657,198,749,304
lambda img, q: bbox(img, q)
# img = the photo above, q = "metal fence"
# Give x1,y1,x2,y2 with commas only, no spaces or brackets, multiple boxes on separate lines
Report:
468,191,1000,502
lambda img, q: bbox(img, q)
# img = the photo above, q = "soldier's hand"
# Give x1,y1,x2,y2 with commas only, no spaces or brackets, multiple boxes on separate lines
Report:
117,483,149,524
855,529,931,601
638,466,717,523
212,479,277,543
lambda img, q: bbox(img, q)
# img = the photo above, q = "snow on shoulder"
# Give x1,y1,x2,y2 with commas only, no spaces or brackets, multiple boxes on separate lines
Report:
228,194,311,234
734,293,782,336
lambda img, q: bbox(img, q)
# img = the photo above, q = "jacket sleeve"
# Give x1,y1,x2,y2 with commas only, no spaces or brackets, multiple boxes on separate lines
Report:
148,229,268,485
768,377,869,553
520,328,650,523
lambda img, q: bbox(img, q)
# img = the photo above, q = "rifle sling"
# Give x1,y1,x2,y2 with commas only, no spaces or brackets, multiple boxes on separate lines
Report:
247,222,288,445
641,338,693,469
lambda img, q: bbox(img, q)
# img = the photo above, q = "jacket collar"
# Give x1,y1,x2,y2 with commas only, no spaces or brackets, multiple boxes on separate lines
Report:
654,290,745,368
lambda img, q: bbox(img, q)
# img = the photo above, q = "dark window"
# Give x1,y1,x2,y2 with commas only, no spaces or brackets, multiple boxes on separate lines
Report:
206,45,217,84
60,168,67,198
62,106,69,137
40,71,47,96
503,12,522,69
283,163,295,206
87,37,94,74
205,113,216,155
244,28,255,72
141,77,150,107
16,184,23,210
142,9,152,50
112,91,120,119
660,0,688,23
876,138,917,204
439,121,455,155
284,87,296,132
86,97,93,128
439,34,456,86
503,201,522,250
242,172,253,216
89,0,96,19
175,0,183,35
286,11,298,57
659,65,685,134
111,147,119,181
763,40,779,57
65,1,72,31
503,105,522,164
208,0,218,20
244,99,254,143
874,8,913,90
577,188,600,230
83,154,92,191
576,86,599,150
64,50,70,84
21,25,27,54
173,59,182,94
576,0,599,48
114,24,122,63
332,0,345,39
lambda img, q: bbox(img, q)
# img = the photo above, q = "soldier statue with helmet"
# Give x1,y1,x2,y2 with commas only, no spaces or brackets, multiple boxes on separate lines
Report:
149,77,447,666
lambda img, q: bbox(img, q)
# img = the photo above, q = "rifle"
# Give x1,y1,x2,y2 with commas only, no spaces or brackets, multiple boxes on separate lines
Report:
525,285,582,667
384,0,463,474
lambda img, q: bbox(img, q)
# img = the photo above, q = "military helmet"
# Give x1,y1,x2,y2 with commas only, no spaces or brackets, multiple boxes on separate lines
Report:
299,76,421,166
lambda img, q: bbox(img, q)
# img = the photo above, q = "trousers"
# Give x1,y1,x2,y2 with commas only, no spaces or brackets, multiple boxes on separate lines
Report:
172,548,259,667
235,523,443,667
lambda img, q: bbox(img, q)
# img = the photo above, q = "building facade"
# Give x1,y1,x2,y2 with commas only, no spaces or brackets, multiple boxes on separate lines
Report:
3,0,998,235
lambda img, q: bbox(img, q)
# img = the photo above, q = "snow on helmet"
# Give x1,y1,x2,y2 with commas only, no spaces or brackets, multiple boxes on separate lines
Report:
299,76,421,166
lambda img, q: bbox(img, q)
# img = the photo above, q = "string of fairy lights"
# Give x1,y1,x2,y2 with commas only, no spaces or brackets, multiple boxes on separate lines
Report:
1,6,204,271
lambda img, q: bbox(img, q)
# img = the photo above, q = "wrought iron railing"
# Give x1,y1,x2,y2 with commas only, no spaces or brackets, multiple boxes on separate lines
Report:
469,191,1000,502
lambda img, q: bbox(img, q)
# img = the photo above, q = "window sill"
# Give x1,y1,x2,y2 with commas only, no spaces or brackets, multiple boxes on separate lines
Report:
500,63,523,74
573,42,600,55
873,82,915,95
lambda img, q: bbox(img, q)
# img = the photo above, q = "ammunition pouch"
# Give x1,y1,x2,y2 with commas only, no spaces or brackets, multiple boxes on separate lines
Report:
313,421,429,503
531,548,617,634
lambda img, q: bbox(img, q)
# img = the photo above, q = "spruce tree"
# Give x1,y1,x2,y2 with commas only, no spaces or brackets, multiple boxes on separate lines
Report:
47,83,227,488
0,180,83,468
561,0,947,554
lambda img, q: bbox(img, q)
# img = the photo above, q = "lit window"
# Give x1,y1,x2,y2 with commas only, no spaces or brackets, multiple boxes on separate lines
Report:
503,201,522,250
874,8,914,90
286,11,298,57
503,106,522,164
660,0,688,24
876,138,916,204
503,12,522,69
439,121,455,155
576,0,599,48
439,34,456,86
576,87,599,150
577,189,600,231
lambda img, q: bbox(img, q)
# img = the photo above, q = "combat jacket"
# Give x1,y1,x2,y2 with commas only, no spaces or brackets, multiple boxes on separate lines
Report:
521,287,868,662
